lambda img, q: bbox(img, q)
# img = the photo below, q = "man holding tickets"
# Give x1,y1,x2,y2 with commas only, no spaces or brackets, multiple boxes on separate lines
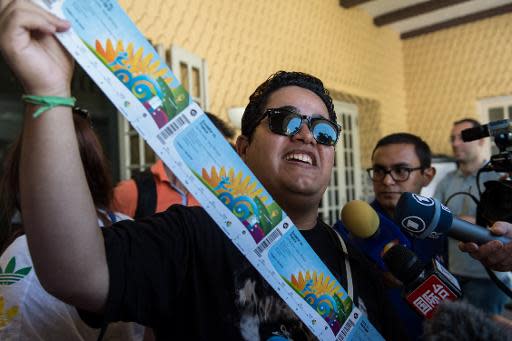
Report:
0,1,404,340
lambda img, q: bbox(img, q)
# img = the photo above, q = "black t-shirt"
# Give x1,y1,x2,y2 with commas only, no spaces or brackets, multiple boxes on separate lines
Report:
82,205,404,340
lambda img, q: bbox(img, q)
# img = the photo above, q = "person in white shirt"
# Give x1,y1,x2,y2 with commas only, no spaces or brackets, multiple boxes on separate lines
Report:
0,109,143,340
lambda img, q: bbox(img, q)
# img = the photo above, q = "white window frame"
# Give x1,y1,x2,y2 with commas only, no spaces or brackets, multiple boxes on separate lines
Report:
478,95,512,122
319,101,362,225
477,95,512,156
117,45,208,179
171,45,209,111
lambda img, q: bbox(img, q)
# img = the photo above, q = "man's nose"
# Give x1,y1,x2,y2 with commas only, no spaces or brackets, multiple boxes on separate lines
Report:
382,172,396,185
292,123,316,144
451,135,463,147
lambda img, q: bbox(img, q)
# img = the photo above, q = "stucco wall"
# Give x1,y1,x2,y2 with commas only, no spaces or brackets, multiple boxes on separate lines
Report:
403,13,512,155
119,0,406,164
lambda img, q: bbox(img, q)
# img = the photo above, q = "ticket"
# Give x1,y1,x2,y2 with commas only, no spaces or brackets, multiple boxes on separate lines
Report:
35,1,384,339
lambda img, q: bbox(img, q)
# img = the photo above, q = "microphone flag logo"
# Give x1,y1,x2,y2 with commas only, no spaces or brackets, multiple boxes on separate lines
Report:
412,194,435,206
401,216,426,234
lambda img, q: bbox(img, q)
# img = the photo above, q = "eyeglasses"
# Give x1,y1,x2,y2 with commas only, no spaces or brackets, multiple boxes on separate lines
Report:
367,166,423,182
262,107,341,146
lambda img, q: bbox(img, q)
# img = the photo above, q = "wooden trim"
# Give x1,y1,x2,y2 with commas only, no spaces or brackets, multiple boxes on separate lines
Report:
401,3,512,40
374,0,469,26
339,0,374,9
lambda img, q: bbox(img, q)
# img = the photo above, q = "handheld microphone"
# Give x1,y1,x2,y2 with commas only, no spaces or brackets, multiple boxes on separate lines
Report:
340,200,411,271
383,245,461,319
461,119,512,142
395,192,512,245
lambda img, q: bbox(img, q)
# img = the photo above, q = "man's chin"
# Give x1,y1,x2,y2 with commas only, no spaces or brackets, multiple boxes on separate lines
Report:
376,194,400,209
284,183,323,199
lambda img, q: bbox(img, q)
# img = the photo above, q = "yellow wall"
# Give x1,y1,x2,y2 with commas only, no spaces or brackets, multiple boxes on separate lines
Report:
403,13,512,155
119,1,512,160
119,0,407,164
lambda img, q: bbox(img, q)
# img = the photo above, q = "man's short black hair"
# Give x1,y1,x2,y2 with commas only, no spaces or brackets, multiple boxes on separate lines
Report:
454,118,481,128
205,112,235,140
241,71,336,138
372,132,432,169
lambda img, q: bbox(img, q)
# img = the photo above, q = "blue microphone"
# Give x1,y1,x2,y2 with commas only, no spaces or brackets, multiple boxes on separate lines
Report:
339,200,411,271
394,193,512,244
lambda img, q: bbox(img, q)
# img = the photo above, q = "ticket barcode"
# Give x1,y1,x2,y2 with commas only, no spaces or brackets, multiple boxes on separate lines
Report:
337,318,355,340
41,0,57,7
157,115,191,143
254,228,282,257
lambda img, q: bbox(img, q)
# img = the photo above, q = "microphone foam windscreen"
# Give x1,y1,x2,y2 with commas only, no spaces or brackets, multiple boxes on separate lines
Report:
341,200,379,238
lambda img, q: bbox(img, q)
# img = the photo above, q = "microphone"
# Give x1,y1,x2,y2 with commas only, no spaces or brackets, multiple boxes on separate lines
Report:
340,200,411,271
423,300,511,340
383,245,461,320
394,192,512,245
461,119,512,142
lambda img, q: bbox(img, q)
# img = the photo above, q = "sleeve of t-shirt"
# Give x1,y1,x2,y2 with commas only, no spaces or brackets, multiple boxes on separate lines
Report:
433,175,448,203
112,179,138,218
79,205,210,328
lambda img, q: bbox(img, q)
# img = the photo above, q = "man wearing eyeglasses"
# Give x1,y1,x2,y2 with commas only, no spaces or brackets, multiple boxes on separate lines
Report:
336,132,447,340
0,3,407,339
368,133,437,221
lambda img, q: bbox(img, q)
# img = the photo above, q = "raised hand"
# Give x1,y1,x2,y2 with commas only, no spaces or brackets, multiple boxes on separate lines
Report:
0,0,73,96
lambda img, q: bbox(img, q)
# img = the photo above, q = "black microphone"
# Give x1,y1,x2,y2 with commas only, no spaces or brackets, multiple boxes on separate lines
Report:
461,119,512,142
394,192,512,245
383,245,461,320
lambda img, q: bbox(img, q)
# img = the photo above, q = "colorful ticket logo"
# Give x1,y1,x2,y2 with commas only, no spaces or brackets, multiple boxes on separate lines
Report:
200,166,282,243
61,0,190,129
173,115,283,244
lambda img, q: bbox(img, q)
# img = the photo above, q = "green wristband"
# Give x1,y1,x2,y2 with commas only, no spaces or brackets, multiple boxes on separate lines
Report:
21,95,76,118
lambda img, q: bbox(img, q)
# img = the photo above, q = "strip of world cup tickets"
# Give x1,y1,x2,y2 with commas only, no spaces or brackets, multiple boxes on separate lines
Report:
35,1,385,339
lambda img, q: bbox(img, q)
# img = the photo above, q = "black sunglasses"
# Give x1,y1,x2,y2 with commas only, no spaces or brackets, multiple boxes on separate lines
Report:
263,107,341,146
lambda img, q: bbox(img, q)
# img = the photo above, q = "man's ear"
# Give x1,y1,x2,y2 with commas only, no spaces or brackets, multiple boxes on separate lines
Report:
236,135,250,161
422,166,436,186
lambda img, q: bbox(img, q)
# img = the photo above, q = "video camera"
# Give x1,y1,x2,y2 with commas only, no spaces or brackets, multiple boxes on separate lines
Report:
461,119,512,226
462,119,512,172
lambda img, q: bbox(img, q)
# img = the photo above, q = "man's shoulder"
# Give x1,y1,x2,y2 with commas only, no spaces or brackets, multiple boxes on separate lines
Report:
114,177,137,193
438,169,458,182
479,169,501,181
144,205,213,227
162,204,210,217
433,170,458,198
108,205,214,233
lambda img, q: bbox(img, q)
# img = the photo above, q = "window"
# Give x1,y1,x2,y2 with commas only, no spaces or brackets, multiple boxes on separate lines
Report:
319,101,362,225
478,95,512,156
171,45,209,110
117,45,208,179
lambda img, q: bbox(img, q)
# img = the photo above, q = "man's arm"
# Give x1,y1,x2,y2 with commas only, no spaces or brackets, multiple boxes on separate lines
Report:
0,0,108,312
459,221,512,272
